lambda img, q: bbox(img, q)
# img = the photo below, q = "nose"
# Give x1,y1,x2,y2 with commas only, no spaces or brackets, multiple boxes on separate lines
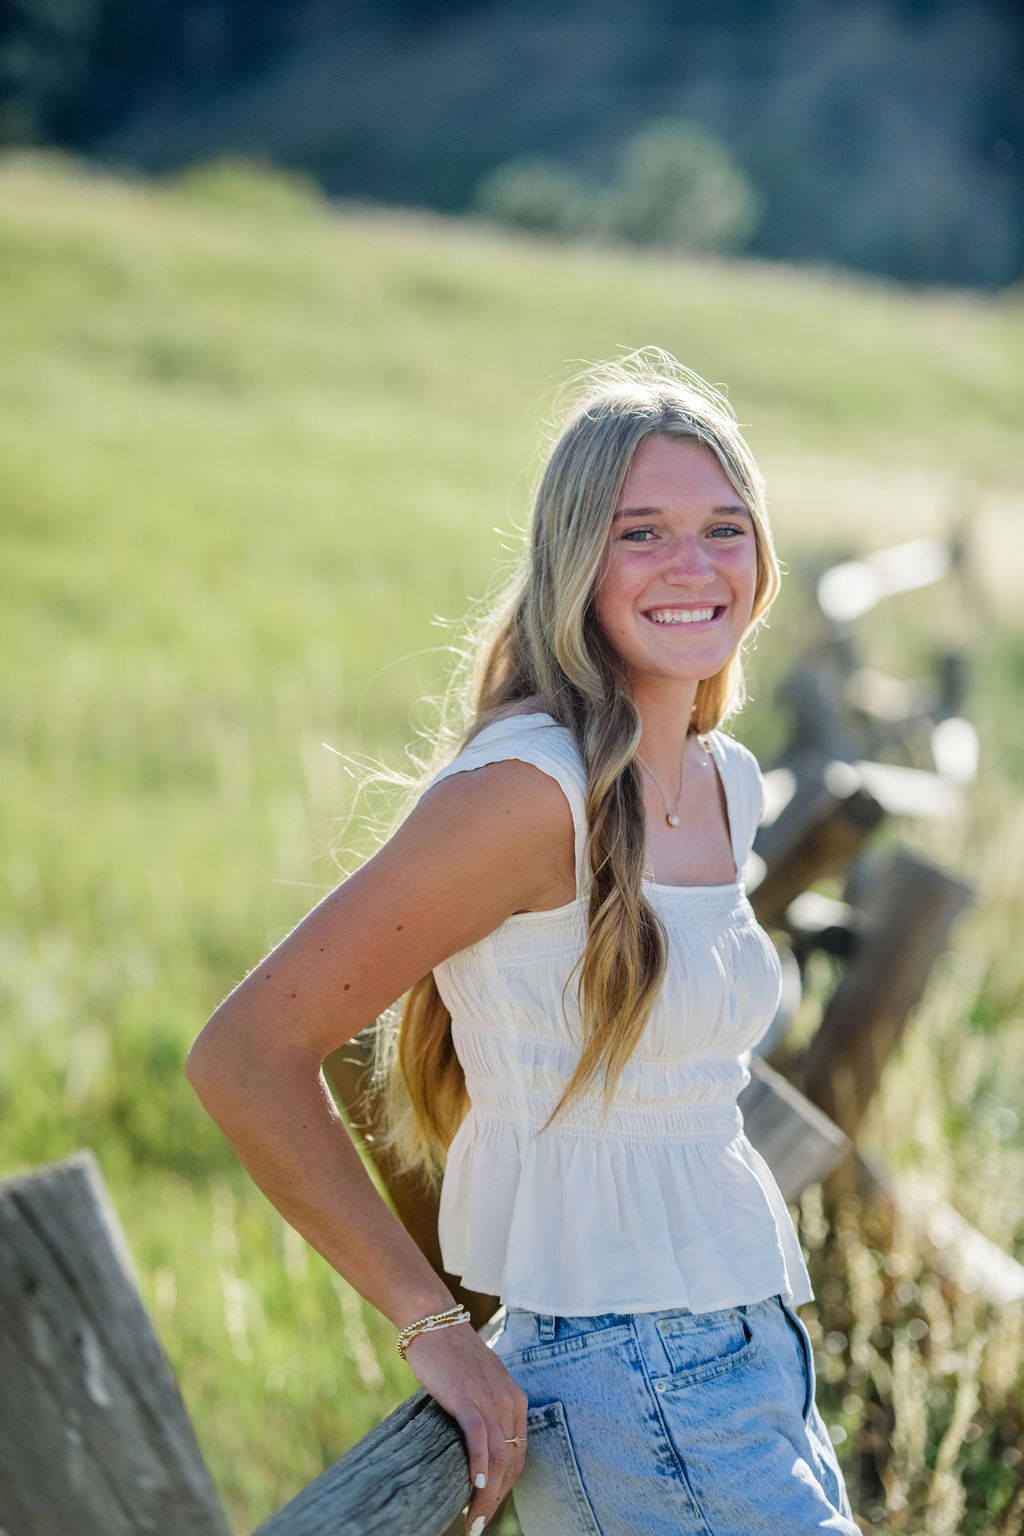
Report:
665,533,714,585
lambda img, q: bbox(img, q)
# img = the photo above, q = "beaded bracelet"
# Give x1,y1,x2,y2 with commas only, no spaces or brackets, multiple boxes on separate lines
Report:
396,1304,471,1359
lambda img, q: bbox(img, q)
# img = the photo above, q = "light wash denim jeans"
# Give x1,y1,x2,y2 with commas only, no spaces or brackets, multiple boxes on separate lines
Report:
492,1296,858,1536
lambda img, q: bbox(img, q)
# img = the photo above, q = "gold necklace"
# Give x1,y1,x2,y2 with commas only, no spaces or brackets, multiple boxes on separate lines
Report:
635,738,709,829
635,751,684,828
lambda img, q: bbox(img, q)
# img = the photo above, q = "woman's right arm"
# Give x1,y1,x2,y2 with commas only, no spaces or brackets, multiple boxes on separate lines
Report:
185,758,576,1532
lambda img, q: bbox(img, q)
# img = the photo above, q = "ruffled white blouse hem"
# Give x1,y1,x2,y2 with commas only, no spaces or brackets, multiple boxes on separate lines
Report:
438,1108,812,1316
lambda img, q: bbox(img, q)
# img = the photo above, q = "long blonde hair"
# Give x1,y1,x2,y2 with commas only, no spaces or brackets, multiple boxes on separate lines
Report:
380,348,780,1183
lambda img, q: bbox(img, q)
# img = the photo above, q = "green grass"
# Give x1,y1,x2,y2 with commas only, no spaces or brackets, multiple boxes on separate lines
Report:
2,151,1023,1532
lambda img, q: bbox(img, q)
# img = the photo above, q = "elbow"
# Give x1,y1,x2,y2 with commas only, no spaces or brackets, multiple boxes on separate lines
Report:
187,999,326,1131
186,1010,240,1117
184,1030,210,1097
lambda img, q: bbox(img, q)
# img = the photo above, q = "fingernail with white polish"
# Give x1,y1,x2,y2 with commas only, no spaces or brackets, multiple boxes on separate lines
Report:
474,1472,487,1489
469,1518,485,1536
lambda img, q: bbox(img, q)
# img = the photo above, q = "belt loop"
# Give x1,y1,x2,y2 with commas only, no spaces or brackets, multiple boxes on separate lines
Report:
538,1313,557,1342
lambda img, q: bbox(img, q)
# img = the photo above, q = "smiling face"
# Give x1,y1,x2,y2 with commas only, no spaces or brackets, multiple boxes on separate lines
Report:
592,433,759,705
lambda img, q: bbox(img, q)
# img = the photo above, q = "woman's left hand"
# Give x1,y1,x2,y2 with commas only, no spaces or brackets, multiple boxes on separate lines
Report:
403,1320,528,1533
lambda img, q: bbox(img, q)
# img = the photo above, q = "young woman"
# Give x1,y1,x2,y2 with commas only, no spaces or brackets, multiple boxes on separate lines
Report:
187,350,858,1536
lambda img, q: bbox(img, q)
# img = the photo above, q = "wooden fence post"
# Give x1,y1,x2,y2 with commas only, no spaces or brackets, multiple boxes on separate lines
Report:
750,762,885,929
0,1152,230,1536
797,851,972,1140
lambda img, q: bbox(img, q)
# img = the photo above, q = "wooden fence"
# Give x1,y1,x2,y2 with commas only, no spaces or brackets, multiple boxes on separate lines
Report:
0,768,1002,1536
0,1063,848,1536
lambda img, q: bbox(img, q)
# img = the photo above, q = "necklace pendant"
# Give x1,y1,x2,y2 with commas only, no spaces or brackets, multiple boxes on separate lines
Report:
666,812,680,828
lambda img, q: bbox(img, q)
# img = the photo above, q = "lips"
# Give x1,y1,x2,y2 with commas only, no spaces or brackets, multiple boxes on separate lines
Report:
644,605,724,625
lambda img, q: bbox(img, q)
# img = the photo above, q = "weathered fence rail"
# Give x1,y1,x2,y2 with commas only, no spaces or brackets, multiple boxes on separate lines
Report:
253,1389,470,1536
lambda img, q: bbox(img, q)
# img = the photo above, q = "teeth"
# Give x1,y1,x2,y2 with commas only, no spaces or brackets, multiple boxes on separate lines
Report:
648,607,717,624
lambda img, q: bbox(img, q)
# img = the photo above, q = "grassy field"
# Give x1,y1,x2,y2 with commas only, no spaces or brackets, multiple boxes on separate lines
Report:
1,151,1023,1533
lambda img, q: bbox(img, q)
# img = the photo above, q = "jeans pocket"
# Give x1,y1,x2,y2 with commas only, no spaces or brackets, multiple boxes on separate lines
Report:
655,1309,756,1387
514,1401,602,1536
779,1299,815,1419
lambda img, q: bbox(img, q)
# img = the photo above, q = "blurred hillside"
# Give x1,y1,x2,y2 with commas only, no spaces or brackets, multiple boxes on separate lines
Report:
1,0,1022,289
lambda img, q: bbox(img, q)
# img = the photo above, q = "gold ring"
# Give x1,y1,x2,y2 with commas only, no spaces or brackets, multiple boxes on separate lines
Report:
504,1436,523,1447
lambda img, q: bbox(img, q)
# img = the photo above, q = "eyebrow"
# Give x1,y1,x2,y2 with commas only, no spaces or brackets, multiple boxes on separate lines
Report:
612,503,752,521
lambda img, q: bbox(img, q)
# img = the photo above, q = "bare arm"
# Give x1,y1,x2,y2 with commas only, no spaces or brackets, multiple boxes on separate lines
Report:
186,759,576,1531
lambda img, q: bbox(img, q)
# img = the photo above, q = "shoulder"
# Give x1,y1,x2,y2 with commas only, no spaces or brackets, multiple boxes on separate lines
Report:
411,748,577,915
429,711,587,803
421,709,587,894
420,751,572,826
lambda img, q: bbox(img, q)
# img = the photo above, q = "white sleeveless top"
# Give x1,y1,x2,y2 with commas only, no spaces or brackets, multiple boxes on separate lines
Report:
424,713,812,1316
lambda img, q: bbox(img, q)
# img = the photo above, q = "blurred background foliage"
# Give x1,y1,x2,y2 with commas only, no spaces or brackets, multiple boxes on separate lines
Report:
475,119,762,252
0,0,1022,287
1,151,1023,1531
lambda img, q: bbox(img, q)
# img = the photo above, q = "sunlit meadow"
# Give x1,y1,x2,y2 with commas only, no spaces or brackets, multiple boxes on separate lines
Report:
1,153,1022,1532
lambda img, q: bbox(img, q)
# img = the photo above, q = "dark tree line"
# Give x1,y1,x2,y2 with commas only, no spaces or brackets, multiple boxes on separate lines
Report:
1,0,1021,288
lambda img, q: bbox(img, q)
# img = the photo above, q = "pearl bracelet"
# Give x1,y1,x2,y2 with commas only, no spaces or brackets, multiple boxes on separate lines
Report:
396,1304,471,1359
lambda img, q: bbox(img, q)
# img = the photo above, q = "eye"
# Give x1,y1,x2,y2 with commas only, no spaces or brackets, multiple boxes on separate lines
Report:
620,526,656,543
708,523,746,539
